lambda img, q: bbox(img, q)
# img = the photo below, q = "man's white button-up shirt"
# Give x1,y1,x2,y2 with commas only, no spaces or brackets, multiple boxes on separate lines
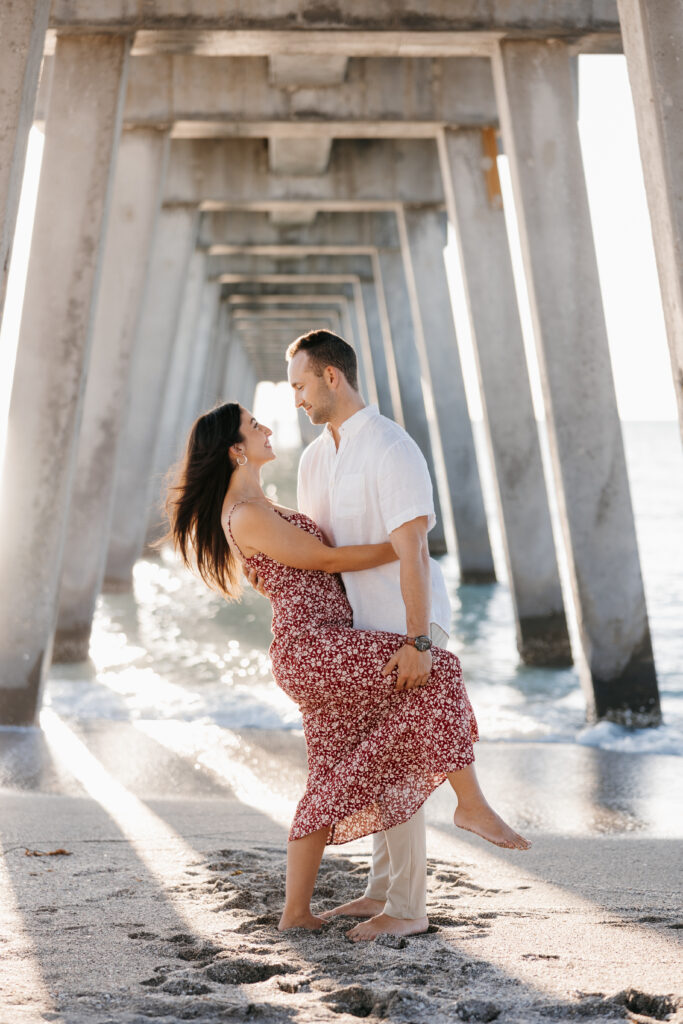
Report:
297,404,451,635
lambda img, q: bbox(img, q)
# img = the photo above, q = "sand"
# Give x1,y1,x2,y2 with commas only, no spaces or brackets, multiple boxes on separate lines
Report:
0,723,682,1024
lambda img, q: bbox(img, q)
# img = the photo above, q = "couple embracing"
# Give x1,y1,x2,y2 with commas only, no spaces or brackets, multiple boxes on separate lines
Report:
167,329,529,942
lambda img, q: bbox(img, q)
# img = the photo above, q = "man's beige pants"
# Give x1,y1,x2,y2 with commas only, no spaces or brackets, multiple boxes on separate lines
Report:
363,622,449,920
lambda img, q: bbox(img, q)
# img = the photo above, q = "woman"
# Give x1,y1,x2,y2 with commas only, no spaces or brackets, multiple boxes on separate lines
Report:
166,402,530,935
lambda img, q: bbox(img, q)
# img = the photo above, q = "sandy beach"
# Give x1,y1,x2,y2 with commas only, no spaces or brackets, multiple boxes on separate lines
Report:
1,722,682,1024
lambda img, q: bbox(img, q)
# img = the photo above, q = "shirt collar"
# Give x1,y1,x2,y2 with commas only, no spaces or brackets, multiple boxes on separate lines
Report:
324,404,379,445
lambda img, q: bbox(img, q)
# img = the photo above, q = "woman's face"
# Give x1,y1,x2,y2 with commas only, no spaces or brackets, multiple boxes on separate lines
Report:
236,408,275,466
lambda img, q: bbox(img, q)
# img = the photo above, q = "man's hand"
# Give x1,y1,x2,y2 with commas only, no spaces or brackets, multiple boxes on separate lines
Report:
382,644,432,691
242,564,268,598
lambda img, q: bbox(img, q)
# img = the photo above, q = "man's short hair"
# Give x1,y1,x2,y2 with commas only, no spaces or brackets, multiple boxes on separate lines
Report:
286,329,359,390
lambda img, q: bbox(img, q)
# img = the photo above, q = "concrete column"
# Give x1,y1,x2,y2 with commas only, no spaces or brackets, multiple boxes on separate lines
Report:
352,281,379,407
202,299,232,408
345,283,373,403
223,330,252,407
176,280,221,442
493,39,659,723
439,127,572,664
375,248,447,554
617,0,683,444
53,128,170,662
145,250,207,547
104,204,198,591
370,252,405,428
399,206,495,582
0,0,50,323
359,279,395,421
0,35,130,724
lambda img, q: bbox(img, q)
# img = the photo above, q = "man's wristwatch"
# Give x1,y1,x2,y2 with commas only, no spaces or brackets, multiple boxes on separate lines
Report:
405,634,432,652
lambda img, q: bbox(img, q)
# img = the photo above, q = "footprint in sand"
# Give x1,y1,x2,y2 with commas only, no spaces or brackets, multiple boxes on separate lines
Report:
205,958,295,985
235,913,280,933
139,975,166,988
160,977,213,995
323,985,436,1020
221,890,256,909
175,942,221,963
616,989,682,1020
454,998,501,1021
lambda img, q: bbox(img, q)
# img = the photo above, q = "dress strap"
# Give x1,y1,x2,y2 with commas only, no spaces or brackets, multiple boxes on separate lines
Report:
224,501,250,561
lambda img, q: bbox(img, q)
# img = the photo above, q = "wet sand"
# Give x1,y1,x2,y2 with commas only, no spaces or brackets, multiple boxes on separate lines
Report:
0,724,682,1024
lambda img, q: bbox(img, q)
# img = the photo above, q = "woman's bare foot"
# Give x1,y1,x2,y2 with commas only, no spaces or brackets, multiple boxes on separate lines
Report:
278,911,327,931
453,804,531,850
347,913,429,942
320,896,384,920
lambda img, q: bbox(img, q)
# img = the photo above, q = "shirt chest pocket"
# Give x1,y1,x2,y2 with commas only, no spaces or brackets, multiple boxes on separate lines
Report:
334,473,367,517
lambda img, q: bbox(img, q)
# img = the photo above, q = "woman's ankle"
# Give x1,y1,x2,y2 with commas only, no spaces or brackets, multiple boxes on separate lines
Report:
281,903,311,921
454,795,492,815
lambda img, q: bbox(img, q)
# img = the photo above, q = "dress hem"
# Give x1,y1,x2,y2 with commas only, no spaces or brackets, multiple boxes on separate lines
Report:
287,747,476,846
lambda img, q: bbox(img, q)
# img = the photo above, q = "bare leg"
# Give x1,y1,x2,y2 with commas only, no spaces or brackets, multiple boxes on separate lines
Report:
449,763,531,850
278,826,331,931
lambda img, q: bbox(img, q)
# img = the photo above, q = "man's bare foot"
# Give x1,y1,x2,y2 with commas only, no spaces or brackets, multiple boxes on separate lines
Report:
278,911,327,931
453,804,531,850
346,913,429,942
320,896,385,920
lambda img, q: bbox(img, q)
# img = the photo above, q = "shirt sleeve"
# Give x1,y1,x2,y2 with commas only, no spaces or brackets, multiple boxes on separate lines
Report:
377,437,436,535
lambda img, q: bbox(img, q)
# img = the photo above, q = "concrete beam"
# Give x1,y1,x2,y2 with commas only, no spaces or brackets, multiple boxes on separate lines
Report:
231,310,340,328
47,3,622,54
269,55,348,87
199,209,400,249
493,39,659,723
0,35,130,724
0,0,51,322
269,137,332,175
163,138,445,207
36,56,498,136
617,0,683,446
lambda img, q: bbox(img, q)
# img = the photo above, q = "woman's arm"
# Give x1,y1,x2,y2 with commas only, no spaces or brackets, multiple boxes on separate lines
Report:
229,504,396,573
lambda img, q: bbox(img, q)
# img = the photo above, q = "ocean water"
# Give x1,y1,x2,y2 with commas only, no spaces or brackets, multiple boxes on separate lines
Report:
45,422,683,756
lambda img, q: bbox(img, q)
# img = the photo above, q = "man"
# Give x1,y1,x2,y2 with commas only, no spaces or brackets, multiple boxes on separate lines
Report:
287,329,450,941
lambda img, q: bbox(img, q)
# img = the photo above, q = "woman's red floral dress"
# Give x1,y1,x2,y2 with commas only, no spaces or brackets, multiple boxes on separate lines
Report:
226,506,478,845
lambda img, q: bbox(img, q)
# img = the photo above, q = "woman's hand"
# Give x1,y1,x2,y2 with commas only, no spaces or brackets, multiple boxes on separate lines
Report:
243,563,268,597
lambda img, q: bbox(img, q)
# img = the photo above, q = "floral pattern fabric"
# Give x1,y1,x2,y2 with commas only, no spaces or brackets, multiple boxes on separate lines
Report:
226,507,479,845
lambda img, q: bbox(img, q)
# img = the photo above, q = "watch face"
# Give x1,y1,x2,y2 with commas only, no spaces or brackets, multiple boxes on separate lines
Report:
414,636,432,652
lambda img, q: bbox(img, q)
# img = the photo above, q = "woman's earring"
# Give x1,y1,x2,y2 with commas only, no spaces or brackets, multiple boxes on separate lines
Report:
236,453,248,467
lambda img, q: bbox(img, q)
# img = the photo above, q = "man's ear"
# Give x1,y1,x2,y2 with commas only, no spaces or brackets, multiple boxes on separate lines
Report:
324,365,339,389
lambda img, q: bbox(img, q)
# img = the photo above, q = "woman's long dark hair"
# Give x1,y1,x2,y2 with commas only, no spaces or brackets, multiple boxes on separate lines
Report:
165,402,244,599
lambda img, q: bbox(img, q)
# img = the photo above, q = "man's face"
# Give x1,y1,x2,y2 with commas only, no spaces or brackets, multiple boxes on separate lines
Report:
288,351,336,424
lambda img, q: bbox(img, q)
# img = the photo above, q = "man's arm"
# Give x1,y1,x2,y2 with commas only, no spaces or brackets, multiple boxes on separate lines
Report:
381,515,433,691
